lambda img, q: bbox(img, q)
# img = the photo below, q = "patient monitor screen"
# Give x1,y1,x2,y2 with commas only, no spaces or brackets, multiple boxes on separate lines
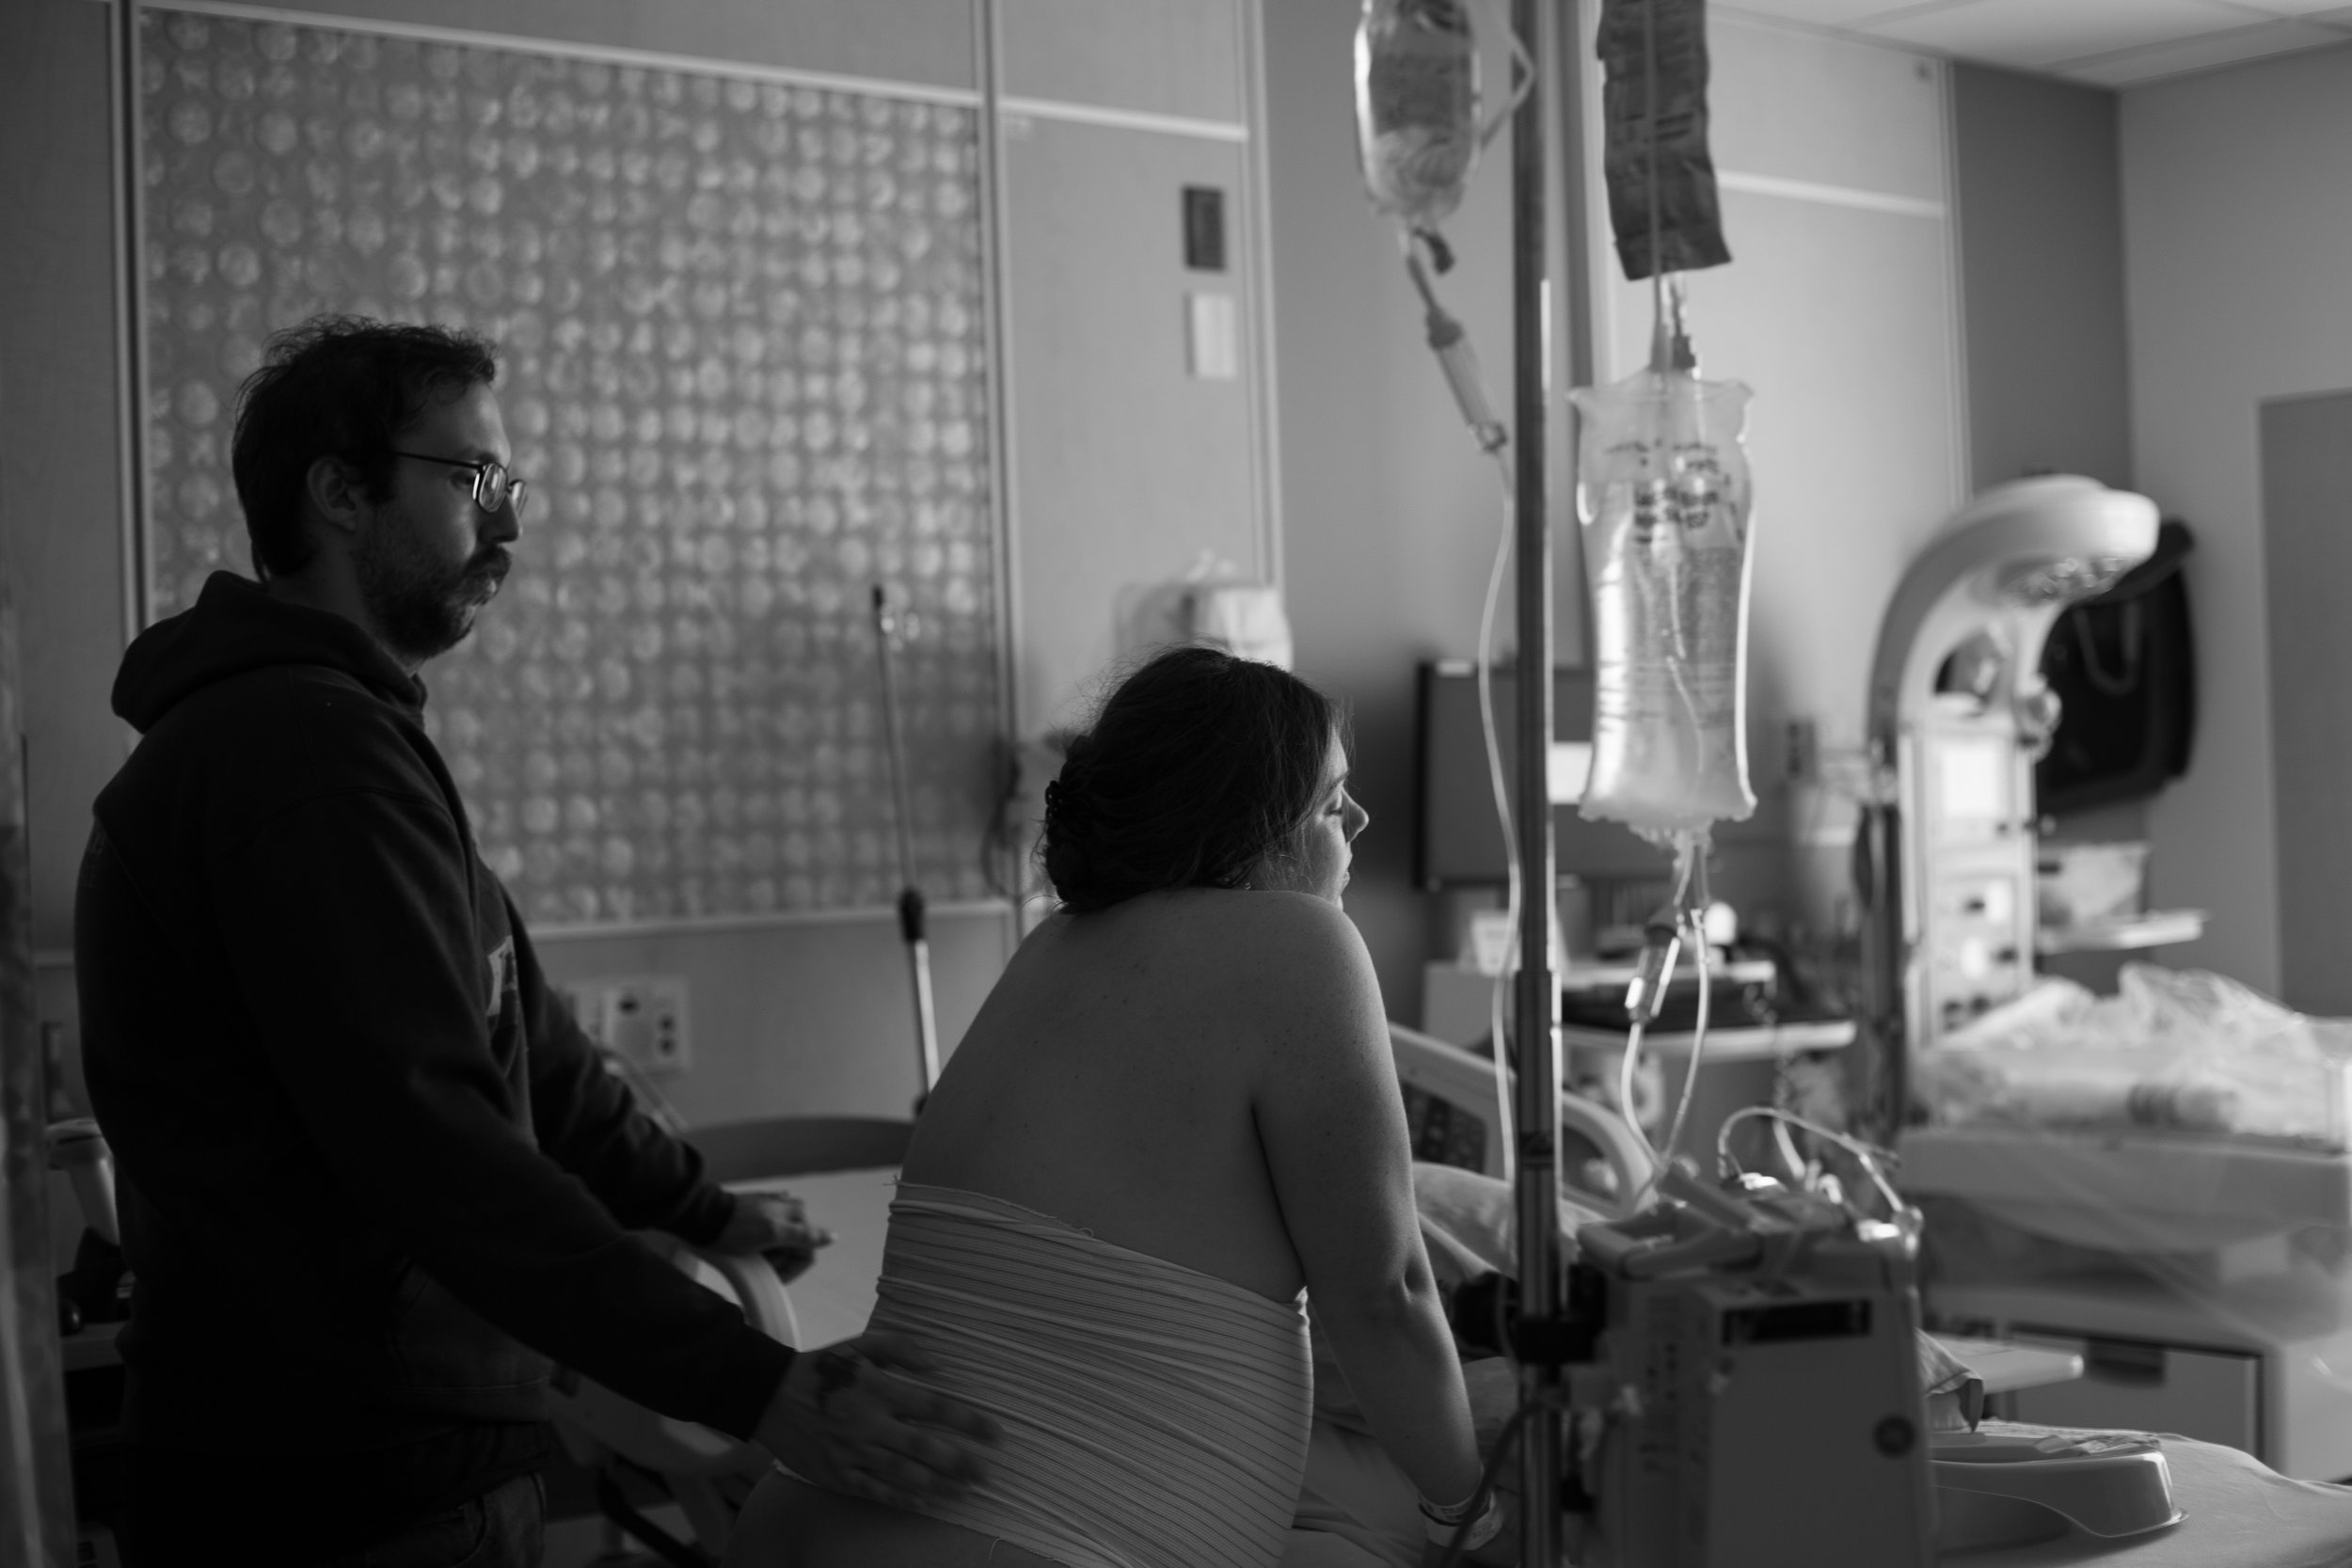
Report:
1932,734,2012,832
1415,662,1670,888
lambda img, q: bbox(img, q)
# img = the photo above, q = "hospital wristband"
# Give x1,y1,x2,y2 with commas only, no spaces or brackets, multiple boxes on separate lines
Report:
1419,1484,1503,1549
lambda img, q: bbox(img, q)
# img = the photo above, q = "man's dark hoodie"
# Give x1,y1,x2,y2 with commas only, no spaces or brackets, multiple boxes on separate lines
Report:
76,573,793,1542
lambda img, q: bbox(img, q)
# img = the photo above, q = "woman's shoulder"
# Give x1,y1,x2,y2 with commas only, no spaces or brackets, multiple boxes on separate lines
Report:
1103,886,1362,950
1124,891,1378,1014
1034,891,1365,991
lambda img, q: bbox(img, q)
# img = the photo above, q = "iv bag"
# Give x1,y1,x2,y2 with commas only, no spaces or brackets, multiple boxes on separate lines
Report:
1569,364,1757,841
1353,0,1482,257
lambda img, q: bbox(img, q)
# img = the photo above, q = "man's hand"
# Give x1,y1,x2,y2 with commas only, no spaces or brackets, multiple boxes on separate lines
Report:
714,1189,833,1283
755,1333,998,1511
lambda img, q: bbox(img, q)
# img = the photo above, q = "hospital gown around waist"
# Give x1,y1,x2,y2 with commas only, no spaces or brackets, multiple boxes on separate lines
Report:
861,1183,1313,1568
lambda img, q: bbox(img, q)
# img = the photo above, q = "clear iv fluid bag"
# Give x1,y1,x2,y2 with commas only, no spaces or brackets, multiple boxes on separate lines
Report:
1569,366,1758,840
1353,0,1481,241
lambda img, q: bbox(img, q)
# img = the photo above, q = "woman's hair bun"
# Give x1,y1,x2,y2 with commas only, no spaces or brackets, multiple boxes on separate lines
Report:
1039,646,1341,912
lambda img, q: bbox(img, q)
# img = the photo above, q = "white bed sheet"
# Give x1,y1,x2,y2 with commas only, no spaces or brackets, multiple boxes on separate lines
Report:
1963,1425,2352,1568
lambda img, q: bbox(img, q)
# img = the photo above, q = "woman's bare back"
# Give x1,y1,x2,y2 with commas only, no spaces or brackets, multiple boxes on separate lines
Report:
902,889,1320,1303
727,886,1471,1567
727,895,1355,1568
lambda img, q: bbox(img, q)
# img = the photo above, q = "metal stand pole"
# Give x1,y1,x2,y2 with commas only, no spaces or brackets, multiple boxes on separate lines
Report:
1854,790,1907,1146
1508,2,1564,1562
872,586,942,1102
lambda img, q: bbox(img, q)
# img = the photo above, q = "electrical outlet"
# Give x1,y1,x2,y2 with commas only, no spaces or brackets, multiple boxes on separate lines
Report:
567,975,691,1075
1783,717,1820,784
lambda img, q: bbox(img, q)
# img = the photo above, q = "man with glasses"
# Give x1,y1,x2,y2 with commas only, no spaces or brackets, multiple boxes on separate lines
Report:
74,316,993,1565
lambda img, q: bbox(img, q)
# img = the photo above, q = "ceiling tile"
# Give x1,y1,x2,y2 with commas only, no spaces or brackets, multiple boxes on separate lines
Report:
2052,16,2352,82
1858,0,2258,67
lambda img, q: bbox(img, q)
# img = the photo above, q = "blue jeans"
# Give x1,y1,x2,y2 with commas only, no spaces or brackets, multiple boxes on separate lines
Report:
317,1474,544,1568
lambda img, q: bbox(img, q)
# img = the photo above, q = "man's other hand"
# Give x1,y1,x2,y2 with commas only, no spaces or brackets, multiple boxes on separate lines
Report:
755,1333,998,1510
715,1189,833,1283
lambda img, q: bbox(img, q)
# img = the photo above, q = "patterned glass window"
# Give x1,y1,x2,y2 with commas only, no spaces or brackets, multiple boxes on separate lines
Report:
138,10,1001,927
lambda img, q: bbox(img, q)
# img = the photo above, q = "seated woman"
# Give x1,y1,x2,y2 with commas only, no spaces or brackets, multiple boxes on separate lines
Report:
728,647,1487,1567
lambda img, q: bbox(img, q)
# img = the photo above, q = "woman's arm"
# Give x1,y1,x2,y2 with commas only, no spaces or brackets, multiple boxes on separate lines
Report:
1243,895,1484,1510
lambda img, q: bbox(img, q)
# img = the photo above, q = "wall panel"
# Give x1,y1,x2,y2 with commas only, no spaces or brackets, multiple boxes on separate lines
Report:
999,114,1267,730
1951,64,2129,497
2118,44,2352,996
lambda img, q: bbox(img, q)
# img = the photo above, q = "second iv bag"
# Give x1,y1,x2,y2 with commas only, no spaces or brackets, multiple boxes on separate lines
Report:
1354,0,1482,266
1569,361,1757,841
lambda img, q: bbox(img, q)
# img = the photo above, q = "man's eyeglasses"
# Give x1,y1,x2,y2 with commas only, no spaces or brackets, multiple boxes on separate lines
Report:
388,451,530,518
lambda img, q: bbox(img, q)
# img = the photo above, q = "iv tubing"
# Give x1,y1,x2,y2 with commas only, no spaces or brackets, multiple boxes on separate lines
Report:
1406,248,1510,453
1478,2,1539,153
1395,176,1520,1182
1390,92,1520,1187
1619,835,1714,1206
1657,841,1712,1162
1656,911,1710,1164
1716,1105,1911,1227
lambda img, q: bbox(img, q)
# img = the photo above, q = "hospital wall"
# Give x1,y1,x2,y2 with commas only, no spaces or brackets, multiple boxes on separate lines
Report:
2118,41,2352,1005
0,0,1275,1131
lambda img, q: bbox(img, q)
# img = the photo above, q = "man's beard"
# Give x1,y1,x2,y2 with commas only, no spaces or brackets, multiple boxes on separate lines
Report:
352,518,509,667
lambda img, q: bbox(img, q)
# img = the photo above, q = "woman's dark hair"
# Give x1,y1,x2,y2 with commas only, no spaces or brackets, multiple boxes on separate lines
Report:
1042,646,1345,912
231,315,500,578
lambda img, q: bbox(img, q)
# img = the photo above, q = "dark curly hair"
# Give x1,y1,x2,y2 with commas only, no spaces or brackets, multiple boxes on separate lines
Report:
1041,646,1345,912
231,315,500,578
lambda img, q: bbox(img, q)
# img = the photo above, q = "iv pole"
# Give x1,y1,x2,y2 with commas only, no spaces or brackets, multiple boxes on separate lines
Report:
1506,0,1565,1560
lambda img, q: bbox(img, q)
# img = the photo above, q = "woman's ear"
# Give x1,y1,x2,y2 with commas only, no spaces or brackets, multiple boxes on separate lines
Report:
304,453,368,538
